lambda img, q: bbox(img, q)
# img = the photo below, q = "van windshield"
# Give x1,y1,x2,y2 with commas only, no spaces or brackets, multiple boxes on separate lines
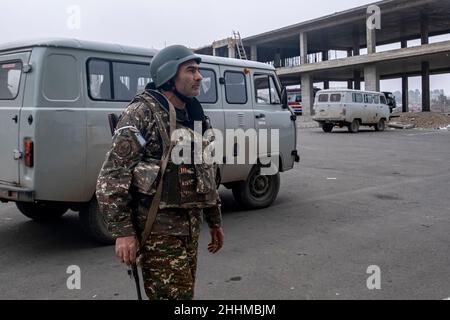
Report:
0,61,22,100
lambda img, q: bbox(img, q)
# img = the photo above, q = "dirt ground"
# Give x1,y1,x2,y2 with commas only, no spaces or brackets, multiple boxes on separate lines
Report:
390,112,450,129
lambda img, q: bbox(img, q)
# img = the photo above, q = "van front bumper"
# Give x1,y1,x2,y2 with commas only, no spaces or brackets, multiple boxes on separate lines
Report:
0,186,34,203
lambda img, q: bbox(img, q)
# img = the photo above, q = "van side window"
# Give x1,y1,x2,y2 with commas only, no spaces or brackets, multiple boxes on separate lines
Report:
254,74,281,104
330,94,341,102
88,59,151,101
373,95,380,104
197,68,217,104
364,94,373,104
224,71,247,104
43,54,80,101
318,94,328,102
88,60,112,100
0,61,22,100
352,93,363,103
112,62,151,101
380,95,387,105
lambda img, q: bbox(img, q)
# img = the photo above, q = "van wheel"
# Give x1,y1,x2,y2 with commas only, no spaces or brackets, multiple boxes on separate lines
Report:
16,202,68,221
232,165,280,209
348,119,360,133
375,119,386,132
79,197,114,245
322,124,333,133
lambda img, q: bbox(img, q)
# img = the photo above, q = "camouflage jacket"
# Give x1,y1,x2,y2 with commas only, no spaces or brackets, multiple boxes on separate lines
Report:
96,90,222,238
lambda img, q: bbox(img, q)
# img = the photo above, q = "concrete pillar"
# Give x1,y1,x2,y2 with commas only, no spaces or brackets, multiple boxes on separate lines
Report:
421,12,429,45
366,16,376,54
401,39,408,49
354,70,361,90
422,61,430,112
347,80,353,89
228,43,235,59
212,47,217,57
250,45,258,61
301,73,314,116
364,64,379,91
323,81,330,89
274,52,282,68
347,48,353,58
352,26,360,56
322,50,329,62
299,32,308,64
402,75,409,113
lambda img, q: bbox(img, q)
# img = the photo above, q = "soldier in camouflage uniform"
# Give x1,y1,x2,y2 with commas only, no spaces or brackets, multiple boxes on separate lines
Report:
96,45,224,300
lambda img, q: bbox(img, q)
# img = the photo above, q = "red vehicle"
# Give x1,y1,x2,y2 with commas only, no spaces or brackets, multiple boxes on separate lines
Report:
287,88,320,115
287,89,302,115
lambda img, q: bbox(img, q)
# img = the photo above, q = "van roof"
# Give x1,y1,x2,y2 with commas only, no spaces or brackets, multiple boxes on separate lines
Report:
317,89,384,95
0,38,275,70
0,38,158,57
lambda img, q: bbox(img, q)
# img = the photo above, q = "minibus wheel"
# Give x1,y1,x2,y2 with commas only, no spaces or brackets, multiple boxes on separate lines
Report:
16,202,68,221
348,119,360,133
322,124,334,133
79,197,114,245
375,119,386,132
232,165,280,209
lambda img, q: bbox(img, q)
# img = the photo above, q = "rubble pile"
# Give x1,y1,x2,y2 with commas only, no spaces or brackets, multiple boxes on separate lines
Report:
390,112,450,129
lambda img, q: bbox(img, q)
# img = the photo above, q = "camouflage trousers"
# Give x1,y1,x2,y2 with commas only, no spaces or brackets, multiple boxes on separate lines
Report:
140,232,200,300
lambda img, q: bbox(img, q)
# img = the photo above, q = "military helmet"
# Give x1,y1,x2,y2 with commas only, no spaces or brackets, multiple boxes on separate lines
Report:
150,45,201,89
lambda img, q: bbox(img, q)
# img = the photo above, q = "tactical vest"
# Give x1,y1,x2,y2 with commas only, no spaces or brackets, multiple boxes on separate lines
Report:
131,92,219,210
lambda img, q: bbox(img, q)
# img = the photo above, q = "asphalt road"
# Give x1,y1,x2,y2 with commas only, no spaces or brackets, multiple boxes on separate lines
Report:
1,126,449,300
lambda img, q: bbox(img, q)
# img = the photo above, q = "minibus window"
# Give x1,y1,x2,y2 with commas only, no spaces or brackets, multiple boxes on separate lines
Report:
197,69,217,104
225,71,247,104
380,95,387,105
330,94,341,102
364,94,373,104
0,61,22,100
254,74,270,104
352,93,363,103
254,74,281,104
88,60,111,100
113,62,151,101
269,76,281,104
43,54,79,101
373,95,380,104
318,94,329,102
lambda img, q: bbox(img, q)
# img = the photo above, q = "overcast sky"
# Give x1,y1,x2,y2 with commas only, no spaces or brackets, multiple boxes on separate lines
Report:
1,0,449,94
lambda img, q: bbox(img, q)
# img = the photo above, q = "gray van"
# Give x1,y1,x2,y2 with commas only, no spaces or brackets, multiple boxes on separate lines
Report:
0,39,299,243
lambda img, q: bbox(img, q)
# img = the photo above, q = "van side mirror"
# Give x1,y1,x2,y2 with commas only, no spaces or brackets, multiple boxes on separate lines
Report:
281,87,288,109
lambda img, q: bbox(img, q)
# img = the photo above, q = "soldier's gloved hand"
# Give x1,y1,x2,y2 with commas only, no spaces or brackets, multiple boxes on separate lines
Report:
115,236,139,265
208,227,224,254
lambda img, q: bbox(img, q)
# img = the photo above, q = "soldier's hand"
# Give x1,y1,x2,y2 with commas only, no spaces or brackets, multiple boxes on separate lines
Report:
115,236,139,265
208,227,224,254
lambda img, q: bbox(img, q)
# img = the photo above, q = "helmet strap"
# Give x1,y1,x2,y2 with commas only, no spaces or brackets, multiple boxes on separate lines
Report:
173,87,193,103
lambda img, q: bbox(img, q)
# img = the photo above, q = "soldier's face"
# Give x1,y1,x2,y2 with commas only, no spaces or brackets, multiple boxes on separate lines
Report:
174,60,203,98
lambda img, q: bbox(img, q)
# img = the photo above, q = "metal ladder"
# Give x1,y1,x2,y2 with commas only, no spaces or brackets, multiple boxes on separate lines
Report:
233,31,248,60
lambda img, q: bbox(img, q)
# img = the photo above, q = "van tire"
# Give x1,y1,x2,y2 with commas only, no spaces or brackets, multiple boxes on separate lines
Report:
322,124,334,133
348,119,360,133
16,202,68,221
375,119,386,132
232,165,280,209
79,197,115,245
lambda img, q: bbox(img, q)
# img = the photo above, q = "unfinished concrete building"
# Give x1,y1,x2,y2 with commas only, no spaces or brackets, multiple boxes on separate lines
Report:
195,0,450,116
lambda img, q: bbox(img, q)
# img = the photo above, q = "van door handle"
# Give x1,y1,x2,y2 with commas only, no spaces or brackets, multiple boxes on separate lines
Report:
12,115,18,123
255,113,266,119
